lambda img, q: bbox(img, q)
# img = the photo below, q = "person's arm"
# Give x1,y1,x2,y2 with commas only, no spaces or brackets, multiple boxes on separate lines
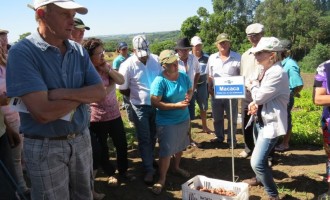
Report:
193,73,200,92
313,87,330,106
22,91,81,123
4,119,20,148
151,95,189,110
98,63,125,85
207,76,214,97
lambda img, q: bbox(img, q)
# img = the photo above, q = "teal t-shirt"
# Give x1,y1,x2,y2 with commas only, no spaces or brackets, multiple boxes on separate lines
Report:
281,57,303,92
112,54,130,70
150,72,192,125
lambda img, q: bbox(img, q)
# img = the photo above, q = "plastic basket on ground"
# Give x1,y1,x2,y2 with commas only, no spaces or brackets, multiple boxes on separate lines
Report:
182,175,249,200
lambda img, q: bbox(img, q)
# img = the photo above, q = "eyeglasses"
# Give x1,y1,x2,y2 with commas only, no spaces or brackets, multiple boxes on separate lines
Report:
93,50,105,56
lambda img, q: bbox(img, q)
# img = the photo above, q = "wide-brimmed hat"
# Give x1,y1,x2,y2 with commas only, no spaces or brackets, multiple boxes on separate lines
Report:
159,50,178,65
74,18,90,30
174,38,191,49
251,37,284,53
0,29,9,34
132,35,150,58
28,0,88,14
215,33,230,44
246,23,264,36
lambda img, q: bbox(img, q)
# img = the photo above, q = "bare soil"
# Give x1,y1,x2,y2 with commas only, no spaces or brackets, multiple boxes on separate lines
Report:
95,73,326,200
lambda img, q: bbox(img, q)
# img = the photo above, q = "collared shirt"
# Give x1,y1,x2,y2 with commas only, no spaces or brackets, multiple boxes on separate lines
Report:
6,32,102,137
250,62,290,138
281,57,303,92
240,47,263,106
117,54,162,105
177,54,200,85
207,50,241,78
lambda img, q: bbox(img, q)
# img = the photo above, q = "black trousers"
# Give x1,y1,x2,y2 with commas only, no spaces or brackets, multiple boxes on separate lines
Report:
90,117,128,176
0,132,18,200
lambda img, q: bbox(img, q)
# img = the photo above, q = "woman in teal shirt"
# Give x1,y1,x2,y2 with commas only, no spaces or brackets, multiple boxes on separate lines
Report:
150,50,193,195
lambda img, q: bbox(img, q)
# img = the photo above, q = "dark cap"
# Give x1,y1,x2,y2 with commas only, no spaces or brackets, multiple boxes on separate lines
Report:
118,42,128,50
74,18,90,30
280,39,292,50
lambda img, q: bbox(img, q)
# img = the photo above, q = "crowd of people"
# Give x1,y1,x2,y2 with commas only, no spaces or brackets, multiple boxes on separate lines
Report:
7,0,330,200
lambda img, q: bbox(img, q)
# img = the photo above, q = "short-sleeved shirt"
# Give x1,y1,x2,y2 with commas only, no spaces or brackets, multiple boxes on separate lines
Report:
314,60,330,123
207,51,241,78
282,57,303,92
194,52,209,84
6,32,102,137
90,63,121,122
117,54,162,105
150,72,191,125
112,54,130,70
178,54,200,85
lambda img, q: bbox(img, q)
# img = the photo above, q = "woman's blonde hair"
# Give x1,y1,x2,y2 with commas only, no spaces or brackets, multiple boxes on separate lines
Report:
0,45,7,66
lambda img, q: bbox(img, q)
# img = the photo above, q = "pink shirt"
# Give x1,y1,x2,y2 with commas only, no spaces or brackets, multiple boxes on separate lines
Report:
90,63,121,122
0,66,20,131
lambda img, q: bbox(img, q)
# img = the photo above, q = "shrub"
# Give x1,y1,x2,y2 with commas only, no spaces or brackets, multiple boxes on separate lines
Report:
291,89,322,145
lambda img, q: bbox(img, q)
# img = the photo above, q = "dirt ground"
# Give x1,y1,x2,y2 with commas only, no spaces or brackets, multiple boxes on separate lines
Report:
95,73,327,200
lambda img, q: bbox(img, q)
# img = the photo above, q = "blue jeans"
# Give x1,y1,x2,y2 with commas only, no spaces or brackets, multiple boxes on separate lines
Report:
131,105,156,173
211,98,238,144
251,122,279,197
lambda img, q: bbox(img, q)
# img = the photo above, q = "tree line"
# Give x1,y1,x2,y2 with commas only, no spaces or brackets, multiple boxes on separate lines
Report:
16,0,330,72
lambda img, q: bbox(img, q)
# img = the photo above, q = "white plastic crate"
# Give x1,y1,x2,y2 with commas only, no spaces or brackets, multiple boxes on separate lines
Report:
182,175,249,200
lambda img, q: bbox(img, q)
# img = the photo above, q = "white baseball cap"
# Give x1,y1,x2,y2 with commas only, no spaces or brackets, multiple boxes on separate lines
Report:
190,36,203,46
132,35,150,58
251,37,284,53
28,0,88,14
246,23,264,36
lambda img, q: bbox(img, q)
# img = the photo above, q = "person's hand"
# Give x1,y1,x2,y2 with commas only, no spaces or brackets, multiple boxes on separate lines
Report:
208,85,214,97
247,102,258,115
175,101,190,109
7,129,20,148
0,92,9,106
246,80,259,92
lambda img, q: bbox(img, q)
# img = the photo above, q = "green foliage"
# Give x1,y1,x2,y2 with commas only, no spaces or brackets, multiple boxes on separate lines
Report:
18,32,31,42
299,43,330,72
291,89,322,145
149,40,176,56
181,16,201,40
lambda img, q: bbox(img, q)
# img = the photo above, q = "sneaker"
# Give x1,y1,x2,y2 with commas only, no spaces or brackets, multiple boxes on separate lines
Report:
242,177,262,186
239,151,249,158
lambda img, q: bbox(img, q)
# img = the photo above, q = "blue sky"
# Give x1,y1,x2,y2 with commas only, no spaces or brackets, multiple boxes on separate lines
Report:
1,0,213,43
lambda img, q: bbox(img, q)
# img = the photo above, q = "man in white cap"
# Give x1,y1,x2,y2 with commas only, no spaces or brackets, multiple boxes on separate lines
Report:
190,36,213,134
117,35,162,184
6,0,105,199
239,23,264,158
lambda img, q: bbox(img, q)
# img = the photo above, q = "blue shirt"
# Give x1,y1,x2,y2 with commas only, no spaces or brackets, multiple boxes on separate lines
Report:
112,54,130,70
281,57,303,92
150,72,192,125
6,32,102,137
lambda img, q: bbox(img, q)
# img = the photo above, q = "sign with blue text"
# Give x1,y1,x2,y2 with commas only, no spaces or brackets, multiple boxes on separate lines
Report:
214,76,245,99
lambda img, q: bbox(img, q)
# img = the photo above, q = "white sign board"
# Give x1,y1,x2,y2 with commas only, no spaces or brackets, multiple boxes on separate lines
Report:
214,76,245,99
